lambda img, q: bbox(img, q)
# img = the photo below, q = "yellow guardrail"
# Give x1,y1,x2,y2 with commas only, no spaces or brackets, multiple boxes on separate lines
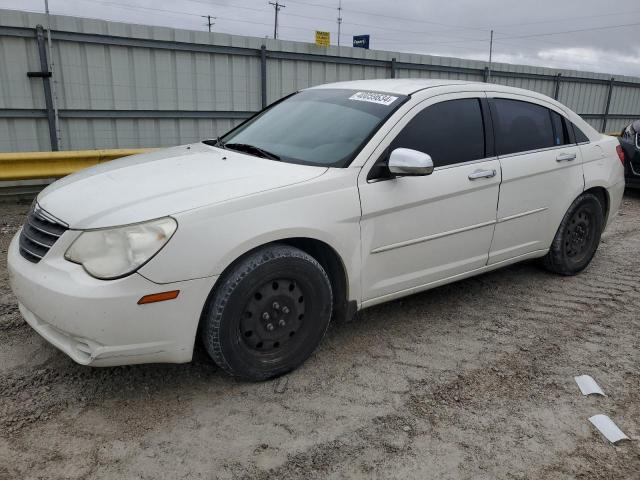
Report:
0,134,625,182
0,148,156,181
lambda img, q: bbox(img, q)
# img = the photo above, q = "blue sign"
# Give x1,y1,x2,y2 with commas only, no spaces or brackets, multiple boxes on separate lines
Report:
353,35,370,49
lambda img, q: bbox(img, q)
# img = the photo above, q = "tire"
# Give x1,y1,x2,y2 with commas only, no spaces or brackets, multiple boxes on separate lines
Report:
542,193,604,276
201,244,333,381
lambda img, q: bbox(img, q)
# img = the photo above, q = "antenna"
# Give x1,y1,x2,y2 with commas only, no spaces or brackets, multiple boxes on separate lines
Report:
488,29,493,82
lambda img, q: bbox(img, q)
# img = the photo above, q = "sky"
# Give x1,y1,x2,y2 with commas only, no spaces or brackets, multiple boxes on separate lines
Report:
4,0,640,77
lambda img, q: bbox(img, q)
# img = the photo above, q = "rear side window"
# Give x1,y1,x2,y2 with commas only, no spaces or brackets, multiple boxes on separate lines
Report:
573,124,590,143
390,98,485,167
491,99,555,155
550,111,572,146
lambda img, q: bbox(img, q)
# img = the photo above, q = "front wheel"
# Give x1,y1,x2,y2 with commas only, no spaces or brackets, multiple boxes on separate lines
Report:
542,193,604,276
201,244,333,381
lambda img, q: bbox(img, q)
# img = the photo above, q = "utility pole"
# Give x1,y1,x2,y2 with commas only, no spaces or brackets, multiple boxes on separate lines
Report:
44,0,61,149
269,1,285,39
201,15,216,33
337,0,342,46
487,29,493,82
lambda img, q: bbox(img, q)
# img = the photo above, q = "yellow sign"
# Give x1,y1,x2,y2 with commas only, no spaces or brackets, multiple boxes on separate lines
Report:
315,31,330,47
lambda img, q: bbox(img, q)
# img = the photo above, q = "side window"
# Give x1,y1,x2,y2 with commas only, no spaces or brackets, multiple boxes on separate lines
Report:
390,98,485,167
491,98,555,155
572,123,590,143
550,111,572,146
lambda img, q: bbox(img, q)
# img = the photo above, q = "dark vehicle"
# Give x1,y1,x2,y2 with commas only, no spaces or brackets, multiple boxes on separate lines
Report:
619,120,640,188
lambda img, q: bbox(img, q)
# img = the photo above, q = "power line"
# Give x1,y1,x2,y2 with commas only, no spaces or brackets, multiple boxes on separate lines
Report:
183,0,486,45
181,0,270,14
492,8,640,29
495,21,640,41
68,0,281,32
171,0,640,42
372,20,640,48
283,0,490,32
176,0,640,53
78,0,620,53
70,0,489,47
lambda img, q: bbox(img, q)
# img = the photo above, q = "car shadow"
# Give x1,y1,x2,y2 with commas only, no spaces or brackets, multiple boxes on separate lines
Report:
624,187,640,199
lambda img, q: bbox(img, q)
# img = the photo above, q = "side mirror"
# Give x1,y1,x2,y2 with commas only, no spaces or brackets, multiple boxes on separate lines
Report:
388,148,434,177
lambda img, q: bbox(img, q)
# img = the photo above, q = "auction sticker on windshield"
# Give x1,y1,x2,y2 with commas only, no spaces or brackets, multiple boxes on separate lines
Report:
349,91,398,105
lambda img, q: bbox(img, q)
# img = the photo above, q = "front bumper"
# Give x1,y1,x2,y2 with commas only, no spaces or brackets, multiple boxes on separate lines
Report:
7,230,217,366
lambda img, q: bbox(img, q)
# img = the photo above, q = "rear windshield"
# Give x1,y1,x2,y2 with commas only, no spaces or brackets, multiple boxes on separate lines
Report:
216,89,408,167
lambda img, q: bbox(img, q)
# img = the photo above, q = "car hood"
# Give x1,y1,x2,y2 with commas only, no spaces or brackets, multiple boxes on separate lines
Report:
38,143,328,229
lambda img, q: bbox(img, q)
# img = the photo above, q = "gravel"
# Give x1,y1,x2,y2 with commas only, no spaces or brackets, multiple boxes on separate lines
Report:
1,191,639,479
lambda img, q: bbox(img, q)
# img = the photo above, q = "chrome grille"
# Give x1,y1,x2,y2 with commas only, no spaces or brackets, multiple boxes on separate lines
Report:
19,205,68,263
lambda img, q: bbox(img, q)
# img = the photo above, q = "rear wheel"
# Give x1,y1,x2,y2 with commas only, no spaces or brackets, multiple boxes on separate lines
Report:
543,193,604,275
201,244,333,380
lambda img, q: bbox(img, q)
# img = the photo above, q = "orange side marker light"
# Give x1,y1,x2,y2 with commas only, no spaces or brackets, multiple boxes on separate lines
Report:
137,290,180,305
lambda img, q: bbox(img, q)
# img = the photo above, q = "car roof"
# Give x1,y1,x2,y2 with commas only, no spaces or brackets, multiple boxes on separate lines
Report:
306,79,484,95
306,78,562,99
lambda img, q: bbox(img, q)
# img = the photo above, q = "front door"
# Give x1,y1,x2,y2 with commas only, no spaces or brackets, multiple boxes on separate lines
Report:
359,93,501,306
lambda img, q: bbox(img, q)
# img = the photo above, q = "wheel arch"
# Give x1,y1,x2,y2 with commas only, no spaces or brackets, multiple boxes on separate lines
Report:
584,185,610,227
278,238,352,323
203,236,353,327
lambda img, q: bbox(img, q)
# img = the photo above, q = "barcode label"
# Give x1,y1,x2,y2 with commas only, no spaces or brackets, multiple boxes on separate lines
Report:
348,91,398,106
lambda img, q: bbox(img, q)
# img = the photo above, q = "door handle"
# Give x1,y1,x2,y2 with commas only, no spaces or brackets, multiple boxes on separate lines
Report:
468,169,496,180
556,152,577,162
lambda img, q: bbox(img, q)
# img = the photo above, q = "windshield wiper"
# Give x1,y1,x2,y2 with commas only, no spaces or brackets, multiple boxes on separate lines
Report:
222,143,281,161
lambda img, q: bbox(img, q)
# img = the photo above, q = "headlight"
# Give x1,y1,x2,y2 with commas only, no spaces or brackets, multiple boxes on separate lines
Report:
65,217,177,279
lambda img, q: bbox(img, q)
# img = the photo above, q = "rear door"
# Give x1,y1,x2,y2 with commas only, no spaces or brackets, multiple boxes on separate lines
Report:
358,93,501,305
487,95,585,264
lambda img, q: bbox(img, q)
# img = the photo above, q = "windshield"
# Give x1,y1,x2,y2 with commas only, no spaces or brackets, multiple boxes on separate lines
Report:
215,89,407,167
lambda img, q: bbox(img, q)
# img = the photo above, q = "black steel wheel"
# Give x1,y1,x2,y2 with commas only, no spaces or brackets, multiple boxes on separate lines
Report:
543,193,604,275
564,206,594,261
201,244,333,380
240,278,306,354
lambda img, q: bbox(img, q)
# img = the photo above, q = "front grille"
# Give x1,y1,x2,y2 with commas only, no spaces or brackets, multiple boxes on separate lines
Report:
19,204,68,263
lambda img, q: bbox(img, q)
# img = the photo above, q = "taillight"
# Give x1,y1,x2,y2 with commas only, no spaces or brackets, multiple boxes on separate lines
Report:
616,144,625,165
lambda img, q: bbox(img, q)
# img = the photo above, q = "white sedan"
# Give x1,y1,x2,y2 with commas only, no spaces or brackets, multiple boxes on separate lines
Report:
8,79,625,380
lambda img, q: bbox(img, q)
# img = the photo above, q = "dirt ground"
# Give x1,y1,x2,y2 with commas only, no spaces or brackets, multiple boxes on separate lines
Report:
1,191,639,480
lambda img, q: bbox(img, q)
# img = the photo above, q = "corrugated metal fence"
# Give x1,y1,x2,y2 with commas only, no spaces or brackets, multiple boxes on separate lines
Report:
1,8,639,152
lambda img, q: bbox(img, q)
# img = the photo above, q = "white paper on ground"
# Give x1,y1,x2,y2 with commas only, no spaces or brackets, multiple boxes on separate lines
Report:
575,375,606,396
589,415,630,444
